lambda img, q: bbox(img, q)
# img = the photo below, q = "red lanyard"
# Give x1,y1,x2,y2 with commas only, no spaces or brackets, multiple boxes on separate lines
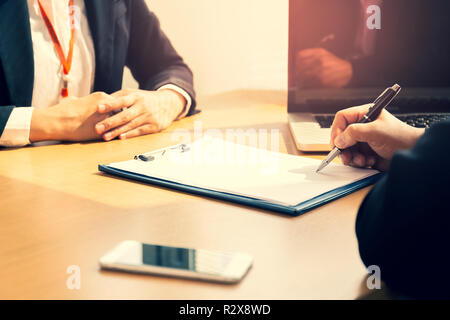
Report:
37,0,76,98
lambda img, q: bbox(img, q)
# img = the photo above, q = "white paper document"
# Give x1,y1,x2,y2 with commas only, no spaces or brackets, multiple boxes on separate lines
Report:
107,137,379,207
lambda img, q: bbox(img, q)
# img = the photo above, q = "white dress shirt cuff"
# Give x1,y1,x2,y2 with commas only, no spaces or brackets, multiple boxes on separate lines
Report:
157,84,192,120
0,107,33,147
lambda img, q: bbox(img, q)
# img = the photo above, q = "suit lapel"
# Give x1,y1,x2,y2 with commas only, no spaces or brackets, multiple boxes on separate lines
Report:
84,0,115,93
0,0,34,106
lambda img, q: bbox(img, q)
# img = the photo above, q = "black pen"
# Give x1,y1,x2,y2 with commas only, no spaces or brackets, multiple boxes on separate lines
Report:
316,84,402,173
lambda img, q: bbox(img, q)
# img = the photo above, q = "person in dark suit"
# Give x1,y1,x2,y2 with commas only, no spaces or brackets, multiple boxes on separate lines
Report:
293,0,450,88
0,0,195,147
331,104,450,299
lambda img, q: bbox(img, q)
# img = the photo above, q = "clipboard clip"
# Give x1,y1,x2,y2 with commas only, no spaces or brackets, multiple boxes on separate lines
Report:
134,144,190,162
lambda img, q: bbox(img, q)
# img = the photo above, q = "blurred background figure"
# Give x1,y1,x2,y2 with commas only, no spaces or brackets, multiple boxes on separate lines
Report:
288,0,450,152
293,0,450,89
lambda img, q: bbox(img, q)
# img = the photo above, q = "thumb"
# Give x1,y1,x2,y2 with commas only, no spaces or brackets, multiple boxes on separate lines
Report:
334,123,374,149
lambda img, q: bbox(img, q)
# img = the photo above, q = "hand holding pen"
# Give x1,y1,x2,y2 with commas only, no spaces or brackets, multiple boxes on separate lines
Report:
317,84,426,172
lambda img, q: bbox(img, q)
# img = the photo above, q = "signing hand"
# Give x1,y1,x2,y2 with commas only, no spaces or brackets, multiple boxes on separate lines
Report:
94,89,186,141
296,48,353,88
330,105,425,171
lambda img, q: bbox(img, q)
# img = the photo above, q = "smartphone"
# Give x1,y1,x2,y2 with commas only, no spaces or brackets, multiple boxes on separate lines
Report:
99,240,253,283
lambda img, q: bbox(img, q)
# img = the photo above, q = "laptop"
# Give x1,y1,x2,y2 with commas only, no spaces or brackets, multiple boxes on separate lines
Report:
287,0,450,152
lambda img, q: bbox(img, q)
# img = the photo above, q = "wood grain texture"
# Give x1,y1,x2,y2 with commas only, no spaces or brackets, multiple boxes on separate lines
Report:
0,90,372,299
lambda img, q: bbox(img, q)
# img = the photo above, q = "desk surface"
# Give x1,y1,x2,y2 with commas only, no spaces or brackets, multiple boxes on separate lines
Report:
0,90,372,299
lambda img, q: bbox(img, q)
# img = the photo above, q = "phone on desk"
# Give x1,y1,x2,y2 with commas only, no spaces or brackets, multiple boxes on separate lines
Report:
99,241,253,284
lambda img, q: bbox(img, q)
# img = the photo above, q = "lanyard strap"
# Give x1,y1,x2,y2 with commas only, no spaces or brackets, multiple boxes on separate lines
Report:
37,0,75,97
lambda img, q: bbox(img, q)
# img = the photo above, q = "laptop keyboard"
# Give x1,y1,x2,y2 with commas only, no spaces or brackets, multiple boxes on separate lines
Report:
315,113,450,129
395,114,450,128
315,115,335,128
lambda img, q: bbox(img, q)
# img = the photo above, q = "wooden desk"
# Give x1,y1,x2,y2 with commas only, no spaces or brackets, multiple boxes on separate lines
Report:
0,90,372,299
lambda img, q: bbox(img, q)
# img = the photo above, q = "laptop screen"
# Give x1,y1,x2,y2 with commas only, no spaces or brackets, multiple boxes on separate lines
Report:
288,0,450,113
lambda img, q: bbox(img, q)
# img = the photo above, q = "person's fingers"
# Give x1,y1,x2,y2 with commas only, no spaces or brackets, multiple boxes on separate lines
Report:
296,56,320,71
340,142,380,168
95,104,143,134
330,104,372,145
351,148,366,167
119,124,160,140
296,60,321,86
94,96,117,112
340,144,378,168
102,115,147,141
111,89,136,98
366,156,377,167
339,149,353,166
97,94,138,114
297,48,326,59
334,105,372,127
331,104,371,143
298,65,323,78
334,120,376,150
321,65,350,86
358,143,378,167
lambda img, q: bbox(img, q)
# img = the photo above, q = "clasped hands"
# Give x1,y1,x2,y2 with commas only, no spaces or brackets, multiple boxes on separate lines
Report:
95,88,186,141
30,88,186,143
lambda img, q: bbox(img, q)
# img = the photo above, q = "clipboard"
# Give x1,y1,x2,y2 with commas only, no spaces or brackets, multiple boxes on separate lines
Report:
99,138,383,216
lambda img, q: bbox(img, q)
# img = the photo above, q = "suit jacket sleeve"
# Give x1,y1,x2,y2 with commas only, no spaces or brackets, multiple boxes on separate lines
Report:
355,121,450,299
125,0,196,115
0,106,14,138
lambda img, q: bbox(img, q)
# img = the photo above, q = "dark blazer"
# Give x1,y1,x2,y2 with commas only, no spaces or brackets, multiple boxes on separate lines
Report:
356,121,450,299
292,0,450,87
0,0,196,137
